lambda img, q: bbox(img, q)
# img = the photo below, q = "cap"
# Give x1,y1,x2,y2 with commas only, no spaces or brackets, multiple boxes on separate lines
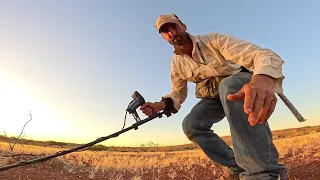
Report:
155,13,181,32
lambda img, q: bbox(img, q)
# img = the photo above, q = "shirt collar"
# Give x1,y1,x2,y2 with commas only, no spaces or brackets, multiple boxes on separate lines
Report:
173,33,200,55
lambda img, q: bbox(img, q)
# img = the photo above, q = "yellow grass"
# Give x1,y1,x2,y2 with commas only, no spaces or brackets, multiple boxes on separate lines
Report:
0,132,319,179
273,132,320,159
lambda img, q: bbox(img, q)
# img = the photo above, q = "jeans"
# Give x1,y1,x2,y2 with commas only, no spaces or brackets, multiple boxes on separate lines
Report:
182,72,288,180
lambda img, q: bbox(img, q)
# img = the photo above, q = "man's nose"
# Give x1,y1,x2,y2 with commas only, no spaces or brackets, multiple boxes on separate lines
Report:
167,27,177,37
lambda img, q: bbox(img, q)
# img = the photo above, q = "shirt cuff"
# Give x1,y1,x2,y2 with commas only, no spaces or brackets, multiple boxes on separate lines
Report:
161,97,178,114
161,94,180,112
253,66,284,93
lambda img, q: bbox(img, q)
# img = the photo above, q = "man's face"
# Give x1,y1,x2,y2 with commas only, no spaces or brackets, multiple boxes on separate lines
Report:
159,23,188,46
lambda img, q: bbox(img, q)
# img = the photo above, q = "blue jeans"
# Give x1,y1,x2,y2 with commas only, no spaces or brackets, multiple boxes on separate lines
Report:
182,72,288,180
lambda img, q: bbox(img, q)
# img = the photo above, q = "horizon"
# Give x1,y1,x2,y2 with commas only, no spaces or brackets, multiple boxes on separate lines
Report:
1,1,320,147
1,124,318,148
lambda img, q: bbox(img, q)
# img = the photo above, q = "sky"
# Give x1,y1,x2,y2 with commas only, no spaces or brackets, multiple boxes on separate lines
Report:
0,0,319,147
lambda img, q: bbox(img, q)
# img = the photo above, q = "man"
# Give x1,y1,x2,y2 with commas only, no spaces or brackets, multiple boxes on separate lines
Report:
140,13,288,180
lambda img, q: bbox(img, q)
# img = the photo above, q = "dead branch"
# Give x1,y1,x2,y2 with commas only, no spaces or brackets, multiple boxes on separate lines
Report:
13,111,32,145
2,111,32,152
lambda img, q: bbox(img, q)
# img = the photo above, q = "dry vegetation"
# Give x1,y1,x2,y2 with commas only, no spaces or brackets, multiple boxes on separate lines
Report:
0,126,320,179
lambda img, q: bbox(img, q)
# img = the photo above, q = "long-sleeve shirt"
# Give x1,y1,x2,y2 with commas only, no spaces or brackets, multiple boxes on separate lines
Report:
162,32,285,112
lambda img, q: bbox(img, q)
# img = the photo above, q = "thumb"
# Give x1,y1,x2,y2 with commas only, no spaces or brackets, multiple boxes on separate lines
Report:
227,89,245,101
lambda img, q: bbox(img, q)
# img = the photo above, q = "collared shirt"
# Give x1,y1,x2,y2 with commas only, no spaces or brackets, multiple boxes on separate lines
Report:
162,32,285,112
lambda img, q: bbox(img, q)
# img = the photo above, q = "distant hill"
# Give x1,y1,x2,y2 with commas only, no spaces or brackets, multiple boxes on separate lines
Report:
1,125,319,152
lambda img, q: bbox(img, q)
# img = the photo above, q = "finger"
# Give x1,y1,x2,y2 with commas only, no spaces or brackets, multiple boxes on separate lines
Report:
257,108,268,125
146,108,153,114
145,107,153,114
250,93,265,124
256,95,274,123
264,97,277,121
146,109,154,116
142,107,151,114
141,102,153,110
248,112,259,126
227,87,245,101
244,85,256,114
140,103,149,110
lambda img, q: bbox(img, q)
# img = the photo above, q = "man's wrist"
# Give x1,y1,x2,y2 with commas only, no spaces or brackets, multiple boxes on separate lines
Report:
252,74,275,85
157,101,166,110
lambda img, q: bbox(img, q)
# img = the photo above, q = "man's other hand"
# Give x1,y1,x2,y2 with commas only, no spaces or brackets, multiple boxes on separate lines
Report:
140,101,165,117
227,74,277,126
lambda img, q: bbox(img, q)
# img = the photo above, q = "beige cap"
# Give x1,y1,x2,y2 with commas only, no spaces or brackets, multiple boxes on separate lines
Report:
155,13,181,32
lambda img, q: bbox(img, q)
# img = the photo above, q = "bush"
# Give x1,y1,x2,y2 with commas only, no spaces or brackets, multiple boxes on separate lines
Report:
90,145,109,151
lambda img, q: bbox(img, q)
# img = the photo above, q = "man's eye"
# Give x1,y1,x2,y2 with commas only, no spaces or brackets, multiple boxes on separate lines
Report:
161,29,169,33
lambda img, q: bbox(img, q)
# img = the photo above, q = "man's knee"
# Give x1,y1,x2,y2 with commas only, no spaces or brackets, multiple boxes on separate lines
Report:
218,76,242,99
218,72,252,99
182,114,199,140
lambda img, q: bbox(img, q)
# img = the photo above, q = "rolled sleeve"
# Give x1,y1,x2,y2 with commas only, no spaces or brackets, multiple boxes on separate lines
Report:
252,49,284,78
210,33,285,92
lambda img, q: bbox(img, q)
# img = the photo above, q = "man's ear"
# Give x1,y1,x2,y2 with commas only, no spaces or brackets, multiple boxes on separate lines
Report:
182,23,187,31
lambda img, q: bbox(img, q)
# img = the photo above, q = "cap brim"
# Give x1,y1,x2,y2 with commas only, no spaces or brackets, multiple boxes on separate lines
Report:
157,20,180,32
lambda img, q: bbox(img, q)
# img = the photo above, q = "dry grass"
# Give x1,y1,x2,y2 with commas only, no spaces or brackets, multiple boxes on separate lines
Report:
0,132,319,179
274,132,320,160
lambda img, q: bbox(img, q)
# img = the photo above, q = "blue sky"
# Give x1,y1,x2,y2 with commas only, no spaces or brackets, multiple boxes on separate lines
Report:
0,0,319,147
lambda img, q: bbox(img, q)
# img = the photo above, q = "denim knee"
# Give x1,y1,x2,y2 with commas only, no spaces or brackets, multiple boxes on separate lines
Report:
219,78,238,100
182,115,199,140
218,72,252,100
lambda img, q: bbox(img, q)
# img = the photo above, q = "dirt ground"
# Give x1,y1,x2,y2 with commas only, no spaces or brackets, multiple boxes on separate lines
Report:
0,153,319,180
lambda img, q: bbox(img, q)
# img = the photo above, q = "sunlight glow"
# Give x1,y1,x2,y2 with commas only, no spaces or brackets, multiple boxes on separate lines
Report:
0,74,73,141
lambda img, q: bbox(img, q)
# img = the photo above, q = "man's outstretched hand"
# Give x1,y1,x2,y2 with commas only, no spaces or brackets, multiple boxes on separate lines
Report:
227,74,277,126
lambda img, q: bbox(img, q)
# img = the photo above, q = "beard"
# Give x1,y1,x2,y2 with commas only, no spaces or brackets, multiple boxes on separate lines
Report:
168,32,188,46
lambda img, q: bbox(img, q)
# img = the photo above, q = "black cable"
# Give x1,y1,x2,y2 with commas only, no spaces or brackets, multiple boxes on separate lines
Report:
121,100,133,130
121,111,128,130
